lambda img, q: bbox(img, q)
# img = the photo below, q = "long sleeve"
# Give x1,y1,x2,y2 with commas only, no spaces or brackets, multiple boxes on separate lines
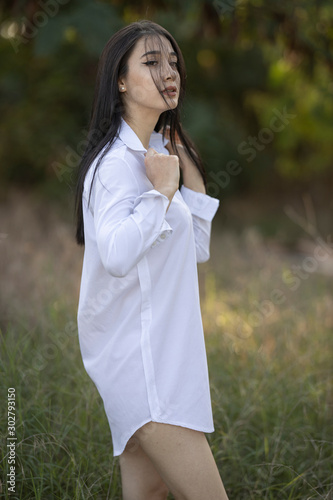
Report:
180,185,219,263
84,157,173,277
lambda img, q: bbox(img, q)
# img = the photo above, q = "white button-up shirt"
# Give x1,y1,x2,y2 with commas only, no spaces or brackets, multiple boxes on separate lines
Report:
77,117,219,456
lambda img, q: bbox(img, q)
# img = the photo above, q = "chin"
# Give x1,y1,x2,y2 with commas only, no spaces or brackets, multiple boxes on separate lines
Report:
163,99,178,110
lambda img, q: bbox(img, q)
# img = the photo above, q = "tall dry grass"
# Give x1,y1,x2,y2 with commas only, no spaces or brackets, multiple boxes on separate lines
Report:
0,189,83,332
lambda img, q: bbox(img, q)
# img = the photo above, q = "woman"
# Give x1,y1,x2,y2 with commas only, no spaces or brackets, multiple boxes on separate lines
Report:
75,20,229,500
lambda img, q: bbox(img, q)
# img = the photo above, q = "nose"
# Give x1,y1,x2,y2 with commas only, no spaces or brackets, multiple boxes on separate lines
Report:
162,61,177,82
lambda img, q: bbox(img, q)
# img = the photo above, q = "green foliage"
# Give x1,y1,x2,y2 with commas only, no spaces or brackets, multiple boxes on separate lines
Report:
0,0,332,196
33,0,123,57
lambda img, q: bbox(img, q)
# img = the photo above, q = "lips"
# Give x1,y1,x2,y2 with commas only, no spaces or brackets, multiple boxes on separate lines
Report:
162,86,178,97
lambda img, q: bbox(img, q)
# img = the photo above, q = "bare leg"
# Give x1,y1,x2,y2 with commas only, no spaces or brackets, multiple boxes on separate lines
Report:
131,421,229,500
119,437,169,500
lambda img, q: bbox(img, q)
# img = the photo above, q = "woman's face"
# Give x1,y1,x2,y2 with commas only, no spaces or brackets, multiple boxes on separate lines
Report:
119,36,181,117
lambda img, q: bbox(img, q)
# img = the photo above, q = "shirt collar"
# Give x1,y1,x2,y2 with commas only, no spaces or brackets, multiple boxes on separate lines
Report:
118,117,169,153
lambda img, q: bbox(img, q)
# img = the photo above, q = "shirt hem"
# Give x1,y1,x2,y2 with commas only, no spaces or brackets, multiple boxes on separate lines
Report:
112,418,215,457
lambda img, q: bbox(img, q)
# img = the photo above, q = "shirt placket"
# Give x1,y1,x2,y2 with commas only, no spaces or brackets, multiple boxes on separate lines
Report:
137,257,161,419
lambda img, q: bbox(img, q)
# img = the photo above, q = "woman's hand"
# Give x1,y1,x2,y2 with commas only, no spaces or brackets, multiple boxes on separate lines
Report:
144,148,180,209
160,126,206,194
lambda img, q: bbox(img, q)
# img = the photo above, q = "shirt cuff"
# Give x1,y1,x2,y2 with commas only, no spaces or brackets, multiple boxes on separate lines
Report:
151,218,173,248
133,189,173,248
180,185,220,222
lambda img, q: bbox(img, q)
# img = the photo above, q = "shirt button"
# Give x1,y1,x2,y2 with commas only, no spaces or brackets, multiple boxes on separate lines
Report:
160,233,166,240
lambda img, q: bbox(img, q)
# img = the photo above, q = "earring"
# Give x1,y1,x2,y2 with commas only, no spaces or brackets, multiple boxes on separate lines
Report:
120,86,125,91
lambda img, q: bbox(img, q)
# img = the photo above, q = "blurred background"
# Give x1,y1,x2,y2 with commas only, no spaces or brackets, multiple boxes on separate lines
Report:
1,0,332,325
0,1,332,499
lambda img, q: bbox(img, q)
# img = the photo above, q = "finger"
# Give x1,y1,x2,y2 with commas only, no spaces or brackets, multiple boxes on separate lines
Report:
145,147,158,157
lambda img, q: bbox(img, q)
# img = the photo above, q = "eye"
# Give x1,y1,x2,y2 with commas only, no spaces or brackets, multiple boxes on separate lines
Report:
143,60,178,68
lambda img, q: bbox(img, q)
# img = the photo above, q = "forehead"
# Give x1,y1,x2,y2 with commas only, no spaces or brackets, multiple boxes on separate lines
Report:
134,35,175,56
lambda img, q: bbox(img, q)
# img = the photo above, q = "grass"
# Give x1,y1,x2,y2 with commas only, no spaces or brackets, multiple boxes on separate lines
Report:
0,189,332,499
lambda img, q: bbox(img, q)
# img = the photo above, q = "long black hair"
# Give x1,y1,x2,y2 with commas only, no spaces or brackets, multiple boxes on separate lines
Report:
75,20,207,245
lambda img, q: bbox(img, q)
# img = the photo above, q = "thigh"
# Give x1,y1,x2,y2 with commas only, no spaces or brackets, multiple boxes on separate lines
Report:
133,422,229,500
119,436,169,500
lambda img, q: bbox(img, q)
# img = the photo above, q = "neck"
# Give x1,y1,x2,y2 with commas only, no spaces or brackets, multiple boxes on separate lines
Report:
123,108,161,150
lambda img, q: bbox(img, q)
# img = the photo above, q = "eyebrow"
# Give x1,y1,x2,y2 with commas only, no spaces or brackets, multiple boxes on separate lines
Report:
140,50,178,59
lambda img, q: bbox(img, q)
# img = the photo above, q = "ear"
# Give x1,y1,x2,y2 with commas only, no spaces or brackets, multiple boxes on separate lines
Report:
118,79,126,92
